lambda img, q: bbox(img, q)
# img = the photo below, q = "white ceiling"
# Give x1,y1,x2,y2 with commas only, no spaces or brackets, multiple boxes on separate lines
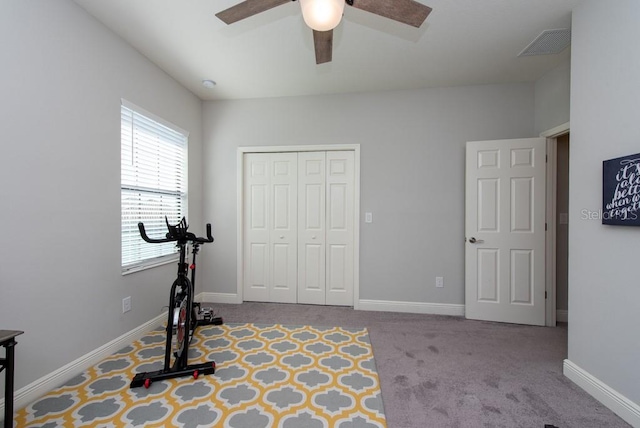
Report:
72,0,582,101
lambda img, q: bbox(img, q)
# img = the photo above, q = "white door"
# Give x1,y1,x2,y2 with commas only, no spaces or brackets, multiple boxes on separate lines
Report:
465,138,546,325
298,152,327,304
297,151,355,306
325,151,355,306
243,153,298,303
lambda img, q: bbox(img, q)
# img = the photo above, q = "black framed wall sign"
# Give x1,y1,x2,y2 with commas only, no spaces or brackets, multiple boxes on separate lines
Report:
602,153,640,226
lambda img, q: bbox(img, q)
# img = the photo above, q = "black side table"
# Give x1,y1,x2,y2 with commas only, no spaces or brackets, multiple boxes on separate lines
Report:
0,330,23,428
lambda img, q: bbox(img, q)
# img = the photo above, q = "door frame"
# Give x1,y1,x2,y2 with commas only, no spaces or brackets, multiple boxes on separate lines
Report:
236,144,361,307
541,121,570,327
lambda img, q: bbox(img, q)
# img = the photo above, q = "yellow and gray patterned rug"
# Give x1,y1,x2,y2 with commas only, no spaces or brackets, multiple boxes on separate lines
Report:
16,323,386,427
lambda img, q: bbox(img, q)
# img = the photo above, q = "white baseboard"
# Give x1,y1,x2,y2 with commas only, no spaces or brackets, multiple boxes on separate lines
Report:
556,309,568,323
197,292,242,304
0,312,167,421
357,299,465,317
196,294,464,316
196,294,463,317
564,359,640,427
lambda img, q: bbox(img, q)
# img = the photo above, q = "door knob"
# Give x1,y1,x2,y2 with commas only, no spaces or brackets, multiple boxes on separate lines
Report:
468,237,484,244
280,235,284,239
312,235,316,240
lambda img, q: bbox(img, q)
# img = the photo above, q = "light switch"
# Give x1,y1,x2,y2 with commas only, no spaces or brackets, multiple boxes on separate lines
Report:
365,212,373,223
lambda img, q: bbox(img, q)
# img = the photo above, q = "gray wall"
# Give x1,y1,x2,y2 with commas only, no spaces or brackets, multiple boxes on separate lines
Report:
569,0,640,405
0,1,203,391
534,58,571,135
201,85,535,305
533,58,571,314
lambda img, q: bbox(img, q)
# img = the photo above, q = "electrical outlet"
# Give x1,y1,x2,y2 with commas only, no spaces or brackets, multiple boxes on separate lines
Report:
365,212,373,223
436,277,444,288
122,296,132,313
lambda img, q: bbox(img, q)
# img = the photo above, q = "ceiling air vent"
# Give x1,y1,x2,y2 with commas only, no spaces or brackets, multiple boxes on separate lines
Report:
518,28,571,57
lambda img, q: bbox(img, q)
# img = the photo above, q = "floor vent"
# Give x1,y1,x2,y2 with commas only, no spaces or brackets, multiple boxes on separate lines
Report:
518,28,571,57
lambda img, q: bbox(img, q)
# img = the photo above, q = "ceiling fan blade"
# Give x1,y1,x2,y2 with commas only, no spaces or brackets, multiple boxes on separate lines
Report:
348,0,432,28
313,30,333,64
216,0,291,25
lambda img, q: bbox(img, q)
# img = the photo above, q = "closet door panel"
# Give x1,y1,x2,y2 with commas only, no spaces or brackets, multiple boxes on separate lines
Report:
298,152,326,304
269,153,298,303
243,154,270,302
325,151,354,306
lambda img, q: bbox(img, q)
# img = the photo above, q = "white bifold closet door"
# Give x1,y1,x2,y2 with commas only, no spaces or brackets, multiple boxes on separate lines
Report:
243,153,298,303
298,151,355,305
243,151,354,306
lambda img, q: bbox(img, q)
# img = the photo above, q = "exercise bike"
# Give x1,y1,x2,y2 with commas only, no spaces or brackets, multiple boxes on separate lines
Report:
130,217,223,389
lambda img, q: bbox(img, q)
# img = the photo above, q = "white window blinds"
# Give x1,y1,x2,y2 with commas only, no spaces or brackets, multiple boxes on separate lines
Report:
121,101,188,272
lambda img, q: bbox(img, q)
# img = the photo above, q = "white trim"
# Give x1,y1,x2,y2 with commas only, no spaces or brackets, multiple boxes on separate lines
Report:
236,148,244,303
197,292,242,305
540,121,570,138
358,299,465,317
237,144,361,307
0,312,167,418
556,309,568,323
120,98,189,137
541,122,570,327
564,359,640,427
194,293,466,317
546,138,558,326
121,255,178,276
353,145,361,310
238,145,360,154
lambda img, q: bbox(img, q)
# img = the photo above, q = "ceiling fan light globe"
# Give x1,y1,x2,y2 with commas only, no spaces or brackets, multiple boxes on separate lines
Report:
300,0,345,32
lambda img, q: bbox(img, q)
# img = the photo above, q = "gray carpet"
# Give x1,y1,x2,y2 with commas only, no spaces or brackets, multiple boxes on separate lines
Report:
211,302,630,428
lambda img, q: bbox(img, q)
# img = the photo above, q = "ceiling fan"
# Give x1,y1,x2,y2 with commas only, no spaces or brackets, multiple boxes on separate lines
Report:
216,0,432,64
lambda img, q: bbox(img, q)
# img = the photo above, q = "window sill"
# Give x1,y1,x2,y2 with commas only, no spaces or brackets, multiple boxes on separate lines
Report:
122,256,178,276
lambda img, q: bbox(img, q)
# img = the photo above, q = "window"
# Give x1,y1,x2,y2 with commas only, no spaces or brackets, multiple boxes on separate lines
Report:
121,100,188,273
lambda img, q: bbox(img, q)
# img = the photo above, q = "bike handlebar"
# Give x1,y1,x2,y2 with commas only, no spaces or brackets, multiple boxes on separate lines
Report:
137,219,214,245
199,223,214,243
138,222,172,244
